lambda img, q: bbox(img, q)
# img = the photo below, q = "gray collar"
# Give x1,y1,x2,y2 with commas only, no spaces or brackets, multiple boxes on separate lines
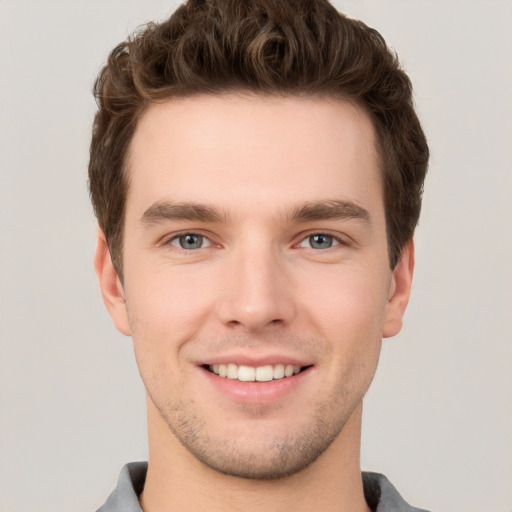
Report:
96,462,431,512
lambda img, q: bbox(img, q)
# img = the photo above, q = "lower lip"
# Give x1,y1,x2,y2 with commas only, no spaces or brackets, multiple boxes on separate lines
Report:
200,366,312,404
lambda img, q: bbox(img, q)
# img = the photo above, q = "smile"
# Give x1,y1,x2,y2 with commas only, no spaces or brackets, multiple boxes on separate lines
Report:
208,363,303,382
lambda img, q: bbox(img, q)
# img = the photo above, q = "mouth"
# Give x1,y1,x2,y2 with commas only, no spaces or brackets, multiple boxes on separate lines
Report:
204,363,311,382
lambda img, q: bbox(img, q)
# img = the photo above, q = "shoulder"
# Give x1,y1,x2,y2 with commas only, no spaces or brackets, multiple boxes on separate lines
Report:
362,472,432,512
95,462,147,512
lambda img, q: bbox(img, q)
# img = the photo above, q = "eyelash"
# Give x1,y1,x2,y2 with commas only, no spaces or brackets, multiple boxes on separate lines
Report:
297,232,347,250
162,230,349,251
164,231,213,251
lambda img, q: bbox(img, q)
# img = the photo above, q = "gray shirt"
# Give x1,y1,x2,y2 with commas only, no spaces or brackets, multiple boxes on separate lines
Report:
96,462,431,512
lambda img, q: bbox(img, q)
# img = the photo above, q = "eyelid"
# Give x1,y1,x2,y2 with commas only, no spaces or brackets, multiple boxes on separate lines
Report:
161,230,216,249
158,229,351,250
295,230,350,248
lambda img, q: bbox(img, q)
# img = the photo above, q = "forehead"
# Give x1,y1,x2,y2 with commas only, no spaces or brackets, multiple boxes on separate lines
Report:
126,94,382,221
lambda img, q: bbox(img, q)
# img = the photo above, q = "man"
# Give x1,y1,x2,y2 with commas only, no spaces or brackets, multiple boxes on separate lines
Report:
90,0,430,510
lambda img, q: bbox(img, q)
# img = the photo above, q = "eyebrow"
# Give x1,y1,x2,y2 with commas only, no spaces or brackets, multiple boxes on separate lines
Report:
140,201,228,226
140,199,371,227
287,200,371,225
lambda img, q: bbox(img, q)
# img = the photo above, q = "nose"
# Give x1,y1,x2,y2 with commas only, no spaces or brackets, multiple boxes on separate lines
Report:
216,242,296,332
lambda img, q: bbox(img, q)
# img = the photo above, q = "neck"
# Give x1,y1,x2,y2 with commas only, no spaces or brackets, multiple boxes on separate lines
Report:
139,400,371,512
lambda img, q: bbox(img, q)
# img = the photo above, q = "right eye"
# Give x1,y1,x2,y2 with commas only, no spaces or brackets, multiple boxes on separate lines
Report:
168,233,211,250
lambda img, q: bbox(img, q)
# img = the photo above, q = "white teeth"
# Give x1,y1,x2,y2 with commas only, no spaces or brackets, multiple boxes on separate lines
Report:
227,363,238,379
238,365,255,382
208,363,303,381
273,364,285,379
255,365,273,382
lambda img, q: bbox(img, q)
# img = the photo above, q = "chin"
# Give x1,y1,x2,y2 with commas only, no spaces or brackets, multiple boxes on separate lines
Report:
158,397,357,480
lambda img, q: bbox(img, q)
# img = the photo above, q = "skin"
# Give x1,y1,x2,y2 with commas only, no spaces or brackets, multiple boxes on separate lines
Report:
95,94,414,512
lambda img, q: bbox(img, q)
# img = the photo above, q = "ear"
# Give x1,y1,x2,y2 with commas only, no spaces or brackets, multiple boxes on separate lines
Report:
94,229,131,336
383,239,415,338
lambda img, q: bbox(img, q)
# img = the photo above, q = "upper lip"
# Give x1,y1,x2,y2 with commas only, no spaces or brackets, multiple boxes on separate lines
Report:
199,352,314,368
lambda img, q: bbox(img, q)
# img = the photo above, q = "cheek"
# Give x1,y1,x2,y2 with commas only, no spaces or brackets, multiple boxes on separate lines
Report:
298,264,390,335
126,261,218,337
296,265,388,381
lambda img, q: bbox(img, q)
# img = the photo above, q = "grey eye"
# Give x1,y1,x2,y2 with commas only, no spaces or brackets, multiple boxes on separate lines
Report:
176,234,205,250
308,234,334,249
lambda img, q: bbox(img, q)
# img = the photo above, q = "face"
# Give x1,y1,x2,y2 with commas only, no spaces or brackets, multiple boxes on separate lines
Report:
96,94,413,479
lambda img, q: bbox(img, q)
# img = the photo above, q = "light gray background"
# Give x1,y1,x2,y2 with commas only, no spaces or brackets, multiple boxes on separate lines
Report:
1,1,511,511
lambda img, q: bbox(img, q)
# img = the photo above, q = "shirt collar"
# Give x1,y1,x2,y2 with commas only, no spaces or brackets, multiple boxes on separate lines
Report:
96,462,429,512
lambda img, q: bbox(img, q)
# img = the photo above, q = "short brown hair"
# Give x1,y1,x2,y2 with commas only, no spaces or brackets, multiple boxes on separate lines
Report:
89,0,429,276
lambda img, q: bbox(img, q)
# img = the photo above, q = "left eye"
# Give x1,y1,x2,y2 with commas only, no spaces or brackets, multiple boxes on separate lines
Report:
299,234,340,250
169,233,211,250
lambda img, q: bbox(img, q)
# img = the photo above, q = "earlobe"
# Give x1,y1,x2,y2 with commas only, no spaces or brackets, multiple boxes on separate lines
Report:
94,230,131,336
383,239,415,338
